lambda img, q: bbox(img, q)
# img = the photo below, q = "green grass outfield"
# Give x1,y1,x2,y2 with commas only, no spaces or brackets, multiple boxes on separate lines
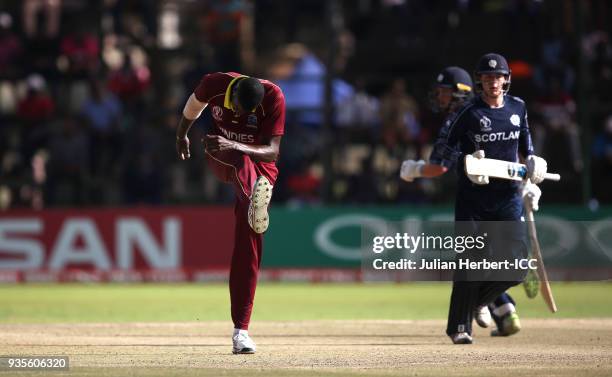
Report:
0,282,610,323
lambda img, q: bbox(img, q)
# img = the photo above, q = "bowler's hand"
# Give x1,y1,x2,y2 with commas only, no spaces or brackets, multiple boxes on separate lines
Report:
204,134,236,153
176,136,191,160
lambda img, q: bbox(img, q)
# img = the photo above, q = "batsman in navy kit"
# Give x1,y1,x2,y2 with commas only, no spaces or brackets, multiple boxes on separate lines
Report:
400,53,547,344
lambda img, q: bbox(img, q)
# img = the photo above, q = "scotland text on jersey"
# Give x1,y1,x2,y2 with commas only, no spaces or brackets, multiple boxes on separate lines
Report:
474,130,520,143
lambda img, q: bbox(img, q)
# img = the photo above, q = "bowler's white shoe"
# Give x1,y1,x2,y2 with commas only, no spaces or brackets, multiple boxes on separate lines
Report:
474,305,492,328
248,176,273,234
232,330,256,354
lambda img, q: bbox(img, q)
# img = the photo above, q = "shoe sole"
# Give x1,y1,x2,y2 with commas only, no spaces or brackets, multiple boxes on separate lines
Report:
491,315,521,337
232,347,255,354
475,313,491,328
504,320,521,336
474,306,492,328
248,176,273,234
491,328,520,337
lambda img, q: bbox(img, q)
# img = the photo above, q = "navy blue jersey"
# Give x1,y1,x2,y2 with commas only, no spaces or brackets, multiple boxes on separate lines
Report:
430,95,534,195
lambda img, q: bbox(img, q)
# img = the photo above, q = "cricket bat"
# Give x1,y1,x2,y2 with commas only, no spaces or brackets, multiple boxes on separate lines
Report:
465,155,561,182
526,208,558,313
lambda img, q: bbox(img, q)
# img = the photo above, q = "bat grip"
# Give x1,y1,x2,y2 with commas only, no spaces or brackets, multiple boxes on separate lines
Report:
520,169,561,181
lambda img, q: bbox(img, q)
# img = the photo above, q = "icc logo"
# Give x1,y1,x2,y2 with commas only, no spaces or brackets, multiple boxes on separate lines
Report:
246,114,258,128
479,116,492,131
212,106,223,121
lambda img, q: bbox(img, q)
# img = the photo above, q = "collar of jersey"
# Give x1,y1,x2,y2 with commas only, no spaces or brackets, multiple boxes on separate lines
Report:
224,75,247,111
479,95,505,109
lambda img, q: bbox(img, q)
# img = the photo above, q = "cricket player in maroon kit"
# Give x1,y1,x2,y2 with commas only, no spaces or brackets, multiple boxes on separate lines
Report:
175,72,285,354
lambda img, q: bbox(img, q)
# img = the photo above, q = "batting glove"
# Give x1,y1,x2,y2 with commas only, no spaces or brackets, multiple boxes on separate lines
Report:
466,150,489,185
526,155,548,184
400,160,425,182
521,180,542,211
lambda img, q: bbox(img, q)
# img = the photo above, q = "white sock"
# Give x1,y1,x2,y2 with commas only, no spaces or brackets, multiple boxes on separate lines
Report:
233,328,248,337
492,303,516,318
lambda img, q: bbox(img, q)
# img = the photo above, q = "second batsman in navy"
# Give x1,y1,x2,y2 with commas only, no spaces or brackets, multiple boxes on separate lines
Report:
400,53,547,344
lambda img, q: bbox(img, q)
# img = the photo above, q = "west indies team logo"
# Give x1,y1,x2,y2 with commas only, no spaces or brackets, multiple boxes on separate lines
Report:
479,115,492,132
246,114,258,128
212,106,223,121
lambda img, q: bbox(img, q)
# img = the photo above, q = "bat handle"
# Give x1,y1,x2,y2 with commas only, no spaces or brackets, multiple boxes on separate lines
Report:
520,169,561,181
544,173,561,181
526,207,535,222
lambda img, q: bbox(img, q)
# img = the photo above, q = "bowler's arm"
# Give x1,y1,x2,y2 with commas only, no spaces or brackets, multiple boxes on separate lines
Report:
176,93,208,160
203,134,281,163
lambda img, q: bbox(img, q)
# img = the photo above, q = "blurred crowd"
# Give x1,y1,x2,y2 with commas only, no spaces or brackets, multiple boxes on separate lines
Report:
0,0,611,210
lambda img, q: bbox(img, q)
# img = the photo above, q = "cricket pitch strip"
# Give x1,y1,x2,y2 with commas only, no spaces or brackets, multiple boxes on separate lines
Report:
1,319,611,377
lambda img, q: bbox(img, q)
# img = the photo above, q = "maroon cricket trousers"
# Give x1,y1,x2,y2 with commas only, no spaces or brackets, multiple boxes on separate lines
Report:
205,149,278,330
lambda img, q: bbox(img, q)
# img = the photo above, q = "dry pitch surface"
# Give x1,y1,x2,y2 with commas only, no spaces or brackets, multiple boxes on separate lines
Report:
1,319,611,377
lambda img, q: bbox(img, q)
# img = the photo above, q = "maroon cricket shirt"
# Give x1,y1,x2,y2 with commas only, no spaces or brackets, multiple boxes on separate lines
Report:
193,72,285,180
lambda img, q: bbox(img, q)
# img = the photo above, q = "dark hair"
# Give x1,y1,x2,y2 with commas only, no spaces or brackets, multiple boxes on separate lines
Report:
235,77,265,111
